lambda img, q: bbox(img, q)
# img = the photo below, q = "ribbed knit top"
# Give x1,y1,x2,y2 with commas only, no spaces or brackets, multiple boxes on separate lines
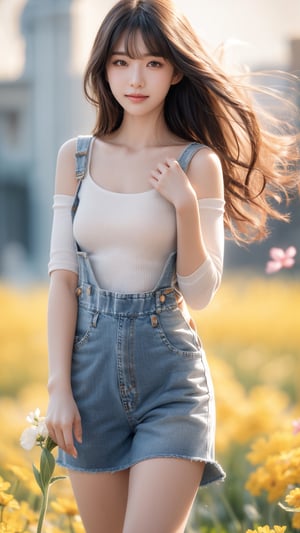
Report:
48,144,225,309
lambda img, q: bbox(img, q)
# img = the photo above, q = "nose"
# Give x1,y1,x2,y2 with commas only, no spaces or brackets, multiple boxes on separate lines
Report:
129,62,144,88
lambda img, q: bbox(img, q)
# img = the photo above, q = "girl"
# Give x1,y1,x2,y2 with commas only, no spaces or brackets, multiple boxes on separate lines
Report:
46,1,299,532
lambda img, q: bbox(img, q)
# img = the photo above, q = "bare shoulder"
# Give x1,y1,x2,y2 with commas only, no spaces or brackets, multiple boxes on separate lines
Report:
54,137,78,195
187,146,224,199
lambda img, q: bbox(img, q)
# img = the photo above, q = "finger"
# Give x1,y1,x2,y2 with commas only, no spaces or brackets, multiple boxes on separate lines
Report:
156,162,168,173
51,427,65,451
166,158,177,167
48,431,57,444
150,170,161,181
73,415,83,444
45,421,57,444
59,424,77,458
63,429,78,458
48,422,76,458
149,176,160,188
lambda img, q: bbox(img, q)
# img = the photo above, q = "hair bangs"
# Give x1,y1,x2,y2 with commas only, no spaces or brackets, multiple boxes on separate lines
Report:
109,11,172,60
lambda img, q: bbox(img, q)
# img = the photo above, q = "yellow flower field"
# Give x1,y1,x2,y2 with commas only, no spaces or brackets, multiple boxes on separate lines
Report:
0,275,299,532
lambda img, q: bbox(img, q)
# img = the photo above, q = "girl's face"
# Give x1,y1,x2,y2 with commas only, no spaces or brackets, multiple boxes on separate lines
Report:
106,31,181,117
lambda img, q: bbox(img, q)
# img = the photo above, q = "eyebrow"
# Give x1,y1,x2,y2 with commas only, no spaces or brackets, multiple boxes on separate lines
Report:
111,51,162,57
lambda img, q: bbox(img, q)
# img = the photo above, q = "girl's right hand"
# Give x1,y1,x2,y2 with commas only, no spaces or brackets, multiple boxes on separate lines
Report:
46,390,82,458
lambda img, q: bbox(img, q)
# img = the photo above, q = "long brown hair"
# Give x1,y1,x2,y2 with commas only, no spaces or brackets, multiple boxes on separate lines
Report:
84,0,299,244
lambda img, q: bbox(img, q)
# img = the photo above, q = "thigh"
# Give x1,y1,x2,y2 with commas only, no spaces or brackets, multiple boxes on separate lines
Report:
123,458,204,533
69,469,129,533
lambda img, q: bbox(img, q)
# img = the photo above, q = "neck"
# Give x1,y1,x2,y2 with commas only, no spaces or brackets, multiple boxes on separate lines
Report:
110,111,173,149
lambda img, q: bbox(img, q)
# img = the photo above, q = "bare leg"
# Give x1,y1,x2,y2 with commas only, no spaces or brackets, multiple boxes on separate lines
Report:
69,469,129,533
123,458,204,533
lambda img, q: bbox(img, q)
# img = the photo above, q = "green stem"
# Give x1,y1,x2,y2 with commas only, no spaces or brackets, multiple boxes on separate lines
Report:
68,515,76,533
37,486,49,533
219,490,243,532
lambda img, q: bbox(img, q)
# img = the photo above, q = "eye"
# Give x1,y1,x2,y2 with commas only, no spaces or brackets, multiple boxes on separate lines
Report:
147,60,163,68
112,59,128,67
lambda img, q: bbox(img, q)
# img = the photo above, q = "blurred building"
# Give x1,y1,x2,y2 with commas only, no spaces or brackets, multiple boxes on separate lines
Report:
0,0,95,281
0,0,299,281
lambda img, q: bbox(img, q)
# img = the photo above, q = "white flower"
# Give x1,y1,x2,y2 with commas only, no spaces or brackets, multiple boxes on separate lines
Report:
26,408,42,426
37,418,48,439
20,408,49,450
20,426,39,450
20,409,63,533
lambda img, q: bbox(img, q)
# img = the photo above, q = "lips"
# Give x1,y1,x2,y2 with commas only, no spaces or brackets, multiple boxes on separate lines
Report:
125,94,149,102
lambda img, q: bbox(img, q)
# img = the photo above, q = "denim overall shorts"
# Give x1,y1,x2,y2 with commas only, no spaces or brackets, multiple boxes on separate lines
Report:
57,136,225,486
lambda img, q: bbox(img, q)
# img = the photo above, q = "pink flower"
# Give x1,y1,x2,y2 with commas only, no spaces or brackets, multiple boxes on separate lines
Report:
265,246,297,274
292,419,300,435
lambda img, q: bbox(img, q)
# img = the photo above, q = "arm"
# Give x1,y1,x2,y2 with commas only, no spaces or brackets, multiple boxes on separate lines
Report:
150,148,224,309
46,138,82,457
176,196,224,308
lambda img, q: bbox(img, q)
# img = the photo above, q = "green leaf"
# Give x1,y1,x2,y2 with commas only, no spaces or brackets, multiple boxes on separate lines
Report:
32,463,43,492
40,447,55,488
49,475,67,485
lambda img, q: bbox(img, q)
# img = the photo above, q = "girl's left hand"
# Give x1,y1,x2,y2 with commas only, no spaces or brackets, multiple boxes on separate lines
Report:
149,158,197,209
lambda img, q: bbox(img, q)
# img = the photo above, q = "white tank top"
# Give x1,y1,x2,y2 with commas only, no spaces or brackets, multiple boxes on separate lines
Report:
73,172,177,293
48,141,225,308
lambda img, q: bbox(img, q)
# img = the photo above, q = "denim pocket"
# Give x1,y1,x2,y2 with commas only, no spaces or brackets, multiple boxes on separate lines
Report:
154,308,202,359
73,306,99,350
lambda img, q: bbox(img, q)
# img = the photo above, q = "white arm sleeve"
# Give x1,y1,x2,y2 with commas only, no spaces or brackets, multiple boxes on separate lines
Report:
177,198,225,310
48,194,79,276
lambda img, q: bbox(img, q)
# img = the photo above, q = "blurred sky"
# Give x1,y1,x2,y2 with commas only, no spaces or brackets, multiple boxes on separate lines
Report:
1,0,300,80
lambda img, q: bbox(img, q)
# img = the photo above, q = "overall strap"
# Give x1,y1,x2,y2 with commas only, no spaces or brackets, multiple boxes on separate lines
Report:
71,135,93,221
178,142,207,172
75,135,94,179
152,251,177,290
